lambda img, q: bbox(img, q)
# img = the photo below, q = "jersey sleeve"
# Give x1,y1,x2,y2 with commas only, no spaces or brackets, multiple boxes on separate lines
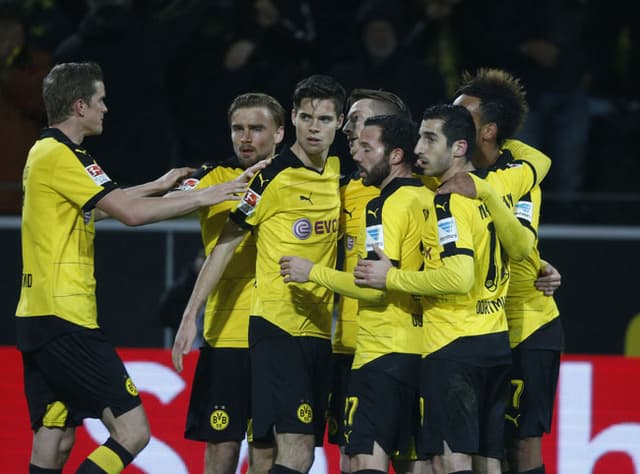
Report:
386,253,474,295
53,145,117,211
310,265,385,302
471,173,534,261
502,139,551,193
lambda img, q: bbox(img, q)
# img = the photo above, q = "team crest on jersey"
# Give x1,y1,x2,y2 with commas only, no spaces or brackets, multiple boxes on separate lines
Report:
237,189,261,216
437,217,458,245
365,224,384,251
292,218,312,240
176,177,199,191
85,163,111,185
515,200,533,223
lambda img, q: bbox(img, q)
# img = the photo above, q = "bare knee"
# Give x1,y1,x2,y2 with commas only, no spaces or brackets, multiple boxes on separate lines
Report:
205,441,241,474
275,433,315,473
103,405,151,456
249,440,275,474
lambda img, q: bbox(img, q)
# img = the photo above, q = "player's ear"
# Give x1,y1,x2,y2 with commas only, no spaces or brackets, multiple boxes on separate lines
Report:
390,147,403,165
336,113,344,129
275,126,285,145
291,108,297,126
481,122,497,142
452,139,468,158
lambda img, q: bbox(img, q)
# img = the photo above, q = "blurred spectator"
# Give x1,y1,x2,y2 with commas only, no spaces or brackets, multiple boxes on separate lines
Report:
0,3,52,213
172,0,315,164
54,0,200,186
404,0,464,99
460,0,590,198
329,0,447,121
581,0,640,195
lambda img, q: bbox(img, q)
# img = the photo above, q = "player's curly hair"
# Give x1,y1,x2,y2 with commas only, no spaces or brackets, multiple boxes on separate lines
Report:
455,68,529,145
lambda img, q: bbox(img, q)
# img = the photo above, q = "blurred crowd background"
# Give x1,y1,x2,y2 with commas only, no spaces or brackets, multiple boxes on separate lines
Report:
1,0,639,223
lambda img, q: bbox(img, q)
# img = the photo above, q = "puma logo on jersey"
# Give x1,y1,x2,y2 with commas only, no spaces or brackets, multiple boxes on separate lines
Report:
367,208,379,219
299,193,313,204
257,174,270,187
343,207,354,218
435,202,447,213
505,413,520,427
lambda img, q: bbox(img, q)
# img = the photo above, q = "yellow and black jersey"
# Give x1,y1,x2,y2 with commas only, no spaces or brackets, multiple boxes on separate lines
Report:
196,157,257,349
229,147,341,339
496,140,561,349
334,172,379,354
418,191,511,364
352,178,428,380
16,128,119,351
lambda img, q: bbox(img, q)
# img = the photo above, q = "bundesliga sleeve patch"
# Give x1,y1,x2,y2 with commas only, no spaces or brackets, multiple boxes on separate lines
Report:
365,224,384,251
514,200,534,222
84,163,111,185
437,217,458,245
175,177,200,190
237,188,261,216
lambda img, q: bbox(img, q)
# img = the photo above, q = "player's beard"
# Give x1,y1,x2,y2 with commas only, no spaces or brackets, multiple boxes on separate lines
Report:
362,158,390,187
238,150,272,170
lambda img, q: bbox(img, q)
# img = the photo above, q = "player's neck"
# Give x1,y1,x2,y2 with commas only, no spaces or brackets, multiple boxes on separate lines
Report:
379,165,412,191
53,121,85,145
440,157,474,182
474,142,500,168
290,142,327,171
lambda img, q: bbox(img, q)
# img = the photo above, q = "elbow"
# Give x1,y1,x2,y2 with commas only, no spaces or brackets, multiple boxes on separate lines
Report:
507,235,535,262
458,272,474,294
118,211,148,227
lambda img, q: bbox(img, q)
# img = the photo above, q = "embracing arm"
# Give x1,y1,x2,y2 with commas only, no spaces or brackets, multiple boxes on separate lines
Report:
386,253,474,295
310,264,385,303
470,174,534,261
171,219,246,372
94,167,194,221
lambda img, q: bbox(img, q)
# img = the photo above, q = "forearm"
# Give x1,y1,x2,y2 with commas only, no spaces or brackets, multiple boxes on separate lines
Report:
310,265,385,303
472,175,534,261
386,254,474,295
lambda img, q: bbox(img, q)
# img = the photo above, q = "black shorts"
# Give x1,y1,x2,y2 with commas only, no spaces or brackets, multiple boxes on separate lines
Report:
22,329,141,430
185,347,251,442
344,363,420,458
505,347,560,440
418,357,510,459
249,317,331,446
327,353,354,446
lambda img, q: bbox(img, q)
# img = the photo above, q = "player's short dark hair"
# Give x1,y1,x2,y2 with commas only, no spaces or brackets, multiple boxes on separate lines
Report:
346,89,412,120
455,68,529,144
422,104,476,161
42,62,103,126
292,74,346,117
227,93,286,128
364,114,418,164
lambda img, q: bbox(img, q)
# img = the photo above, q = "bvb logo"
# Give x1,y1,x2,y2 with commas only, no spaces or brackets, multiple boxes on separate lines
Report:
210,409,230,431
297,403,313,424
125,377,138,396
